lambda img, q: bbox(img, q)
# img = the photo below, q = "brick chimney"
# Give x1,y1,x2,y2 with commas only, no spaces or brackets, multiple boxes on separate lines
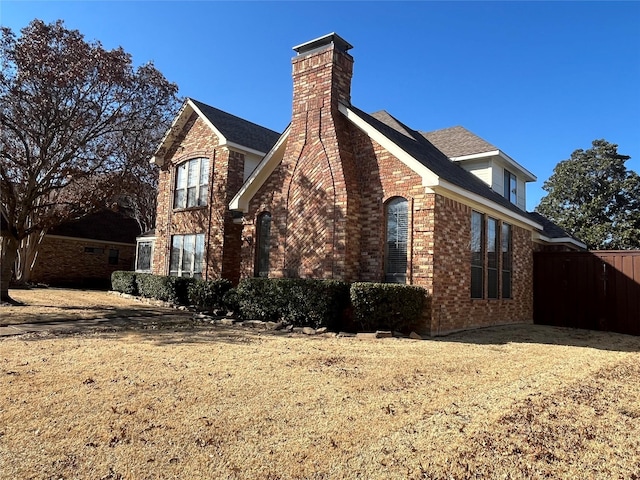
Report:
272,33,360,280
291,32,354,112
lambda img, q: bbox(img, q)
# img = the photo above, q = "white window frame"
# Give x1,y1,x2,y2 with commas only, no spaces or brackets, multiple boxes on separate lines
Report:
169,233,205,278
384,197,409,284
173,157,210,209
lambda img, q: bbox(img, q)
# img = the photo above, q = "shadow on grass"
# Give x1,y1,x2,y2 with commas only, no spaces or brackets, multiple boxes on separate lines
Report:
436,324,640,353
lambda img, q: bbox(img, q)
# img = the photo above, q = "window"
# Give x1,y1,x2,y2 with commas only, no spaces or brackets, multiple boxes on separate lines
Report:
502,223,512,299
173,157,210,209
169,234,205,278
254,212,271,277
471,211,484,298
504,169,517,204
487,218,499,298
108,249,119,265
136,241,153,272
471,212,513,299
385,197,408,283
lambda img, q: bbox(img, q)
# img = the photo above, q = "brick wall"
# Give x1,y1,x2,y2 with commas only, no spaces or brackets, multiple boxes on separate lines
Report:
430,195,534,335
31,235,135,287
153,113,244,283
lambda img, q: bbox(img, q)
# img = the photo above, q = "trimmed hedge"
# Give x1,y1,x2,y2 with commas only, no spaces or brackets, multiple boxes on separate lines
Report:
135,273,195,305
111,271,137,295
233,278,350,329
188,278,233,312
350,282,427,332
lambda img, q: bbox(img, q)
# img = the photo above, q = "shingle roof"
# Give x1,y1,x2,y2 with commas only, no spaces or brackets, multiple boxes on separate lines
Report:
527,212,579,240
48,210,140,244
190,98,281,154
421,125,497,158
349,106,532,220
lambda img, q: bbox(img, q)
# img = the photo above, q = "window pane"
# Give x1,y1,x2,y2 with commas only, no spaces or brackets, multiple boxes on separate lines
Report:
182,235,195,274
385,198,408,283
187,186,196,207
502,223,512,299
198,184,208,207
471,211,484,298
194,234,204,274
487,218,498,268
169,236,182,275
256,212,271,277
199,158,209,186
137,242,152,271
176,163,187,188
108,249,119,265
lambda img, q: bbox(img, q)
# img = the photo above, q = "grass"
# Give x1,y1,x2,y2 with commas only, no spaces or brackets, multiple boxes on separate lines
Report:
1,289,640,479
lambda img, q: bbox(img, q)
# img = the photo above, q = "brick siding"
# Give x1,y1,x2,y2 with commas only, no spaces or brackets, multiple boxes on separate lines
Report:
31,235,135,287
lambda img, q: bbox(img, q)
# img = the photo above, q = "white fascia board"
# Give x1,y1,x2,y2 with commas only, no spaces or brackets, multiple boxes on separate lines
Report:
150,100,193,166
229,126,291,212
224,141,268,158
339,104,440,187
450,150,536,183
433,179,543,230
532,232,587,250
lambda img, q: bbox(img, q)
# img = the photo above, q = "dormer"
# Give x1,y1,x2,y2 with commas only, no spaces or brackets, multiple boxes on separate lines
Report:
422,126,536,211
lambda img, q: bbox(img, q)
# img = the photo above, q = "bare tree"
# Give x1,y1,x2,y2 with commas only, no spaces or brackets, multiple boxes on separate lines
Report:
0,19,180,302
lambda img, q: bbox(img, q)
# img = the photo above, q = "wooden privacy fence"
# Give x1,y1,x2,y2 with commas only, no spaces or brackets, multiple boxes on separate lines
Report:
534,251,640,335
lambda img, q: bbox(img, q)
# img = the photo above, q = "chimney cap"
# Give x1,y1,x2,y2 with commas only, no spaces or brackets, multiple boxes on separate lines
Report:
293,32,353,56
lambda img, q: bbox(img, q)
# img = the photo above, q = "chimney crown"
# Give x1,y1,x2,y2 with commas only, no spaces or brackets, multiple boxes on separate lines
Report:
292,32,353,56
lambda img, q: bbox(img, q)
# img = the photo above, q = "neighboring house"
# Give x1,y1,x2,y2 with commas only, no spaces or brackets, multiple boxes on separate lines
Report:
31,209,140,288
145,33,584,335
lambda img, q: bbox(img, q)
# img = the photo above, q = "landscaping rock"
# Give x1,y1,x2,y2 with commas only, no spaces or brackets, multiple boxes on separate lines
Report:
243,320,266,329
316,327,328,334
337,331,356,337
302,327,316,335
356,332,377,340
375,330,393,339
217,318,235,326
409,331,423,340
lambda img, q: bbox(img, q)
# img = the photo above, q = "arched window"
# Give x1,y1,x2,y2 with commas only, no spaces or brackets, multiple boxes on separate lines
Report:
385,197,408,283
255,212,271,277
173,157,209,209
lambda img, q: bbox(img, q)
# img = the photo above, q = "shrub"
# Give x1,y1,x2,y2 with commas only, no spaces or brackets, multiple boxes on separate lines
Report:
282,279,350,329
233,278,350,329
111,271,137,295
188,278,233,312
350,282,428,332
234,278,285,322
135,273,195,305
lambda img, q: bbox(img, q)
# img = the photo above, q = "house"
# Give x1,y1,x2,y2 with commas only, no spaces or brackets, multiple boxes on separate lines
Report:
144,33,584,335
31,209,140,288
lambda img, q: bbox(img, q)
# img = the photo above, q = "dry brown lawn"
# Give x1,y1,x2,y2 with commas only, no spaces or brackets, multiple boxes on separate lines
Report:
1,289,640,479
1,288,176,325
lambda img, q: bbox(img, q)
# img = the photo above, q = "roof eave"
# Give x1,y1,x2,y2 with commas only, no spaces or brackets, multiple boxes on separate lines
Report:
450,150,537,182
229,126,291,213
533,232,587,250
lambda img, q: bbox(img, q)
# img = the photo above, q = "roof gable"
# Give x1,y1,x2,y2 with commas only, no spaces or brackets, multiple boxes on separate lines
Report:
421,126,497,158
189,99,281,155
152,98,280,166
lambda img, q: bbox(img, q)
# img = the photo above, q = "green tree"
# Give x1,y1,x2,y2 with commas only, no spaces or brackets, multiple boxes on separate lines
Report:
536,139,640,250
0,20,180,302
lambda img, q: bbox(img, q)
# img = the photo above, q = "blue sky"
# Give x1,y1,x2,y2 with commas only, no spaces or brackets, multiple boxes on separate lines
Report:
2,1,639,210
